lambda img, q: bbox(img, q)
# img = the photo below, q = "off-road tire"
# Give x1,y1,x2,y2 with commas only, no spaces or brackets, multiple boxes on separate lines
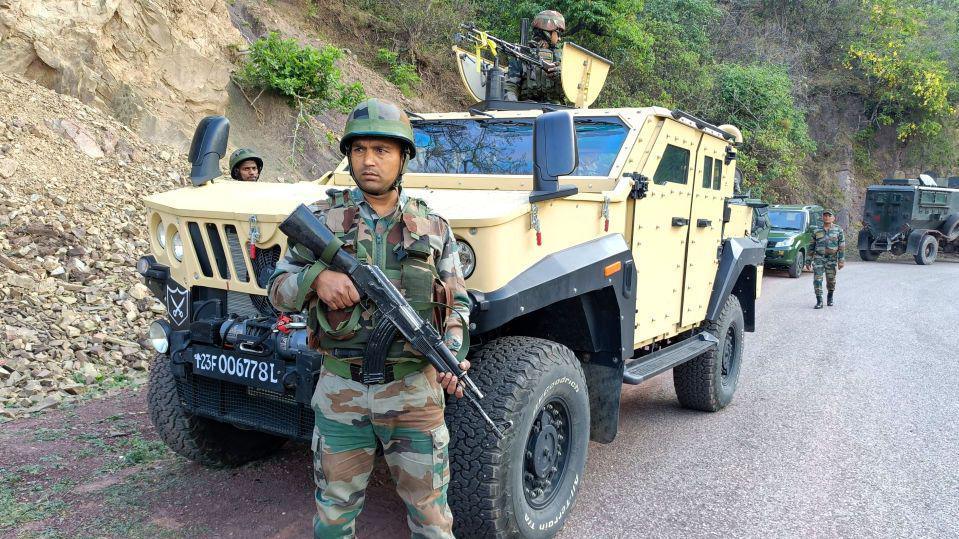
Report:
859,249,880,261
788,250,804,278
914,234,938,265
147,353,286,467
446,337,589,539
673,294,744,412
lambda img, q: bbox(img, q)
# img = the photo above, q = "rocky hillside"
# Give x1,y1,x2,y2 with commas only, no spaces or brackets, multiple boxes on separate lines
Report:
0,0,244,146
0,73,185,417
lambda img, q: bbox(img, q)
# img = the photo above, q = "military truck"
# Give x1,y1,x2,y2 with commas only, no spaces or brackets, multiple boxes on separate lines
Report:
858,175,959,265
138,55,764,536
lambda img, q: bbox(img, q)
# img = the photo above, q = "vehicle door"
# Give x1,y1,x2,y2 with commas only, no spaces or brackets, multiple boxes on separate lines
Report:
632,119,702,342
680,139,727,326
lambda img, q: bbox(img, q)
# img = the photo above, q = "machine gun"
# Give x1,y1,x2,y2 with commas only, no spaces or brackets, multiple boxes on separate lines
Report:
454,22,558,72
279,204,505,439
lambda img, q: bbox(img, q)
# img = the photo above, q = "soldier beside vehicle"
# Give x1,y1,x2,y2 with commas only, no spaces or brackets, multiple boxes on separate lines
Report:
268,98,469,538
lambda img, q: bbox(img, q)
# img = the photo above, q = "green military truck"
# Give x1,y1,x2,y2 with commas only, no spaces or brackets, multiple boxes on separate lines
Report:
764,204,823,277
859,175,959,265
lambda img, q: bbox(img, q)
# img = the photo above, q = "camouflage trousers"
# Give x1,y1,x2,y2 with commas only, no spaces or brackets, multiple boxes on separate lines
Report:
812,255,838,297
311,364,454,539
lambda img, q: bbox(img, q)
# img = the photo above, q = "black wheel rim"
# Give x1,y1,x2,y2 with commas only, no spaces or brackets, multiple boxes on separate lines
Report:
720,326,738,386
925,242,934,258
523,397,571,509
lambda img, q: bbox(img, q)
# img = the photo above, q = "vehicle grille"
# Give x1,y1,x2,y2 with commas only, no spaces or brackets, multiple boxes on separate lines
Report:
176,374,314,442
766,240,777,248
226,291,266,318
185,221,281,317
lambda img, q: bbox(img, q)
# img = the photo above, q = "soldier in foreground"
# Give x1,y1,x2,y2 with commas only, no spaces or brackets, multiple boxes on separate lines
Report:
229,148,263,181
810,208,845,308
267,98,470,538
504,10,566,103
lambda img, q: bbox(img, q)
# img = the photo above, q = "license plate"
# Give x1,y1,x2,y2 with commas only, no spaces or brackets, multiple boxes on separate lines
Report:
190,345,285,392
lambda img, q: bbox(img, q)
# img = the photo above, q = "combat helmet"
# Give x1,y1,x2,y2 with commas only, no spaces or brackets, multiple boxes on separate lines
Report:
229,148,263,180
533,10,566,32
340,98,416,158
340,99,416,190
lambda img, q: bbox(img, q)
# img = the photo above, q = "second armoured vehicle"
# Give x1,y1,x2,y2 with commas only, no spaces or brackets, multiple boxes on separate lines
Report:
858,175,959,265
765,204,824,277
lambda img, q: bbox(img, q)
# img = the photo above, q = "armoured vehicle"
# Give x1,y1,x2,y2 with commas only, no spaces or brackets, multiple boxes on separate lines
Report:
858,175,959,265
765,204,823,278
139,58,764,537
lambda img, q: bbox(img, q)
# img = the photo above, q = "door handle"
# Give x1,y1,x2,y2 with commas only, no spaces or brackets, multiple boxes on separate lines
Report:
672,217,689,227
697,219,712,228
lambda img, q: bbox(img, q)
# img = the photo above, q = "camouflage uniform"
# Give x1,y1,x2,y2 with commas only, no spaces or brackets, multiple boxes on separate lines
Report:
504,43,563,103
504,10,565,103
810,223,845,304
268,186,469,538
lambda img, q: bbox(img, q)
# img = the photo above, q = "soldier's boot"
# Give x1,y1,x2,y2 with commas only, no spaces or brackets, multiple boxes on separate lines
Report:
827,290,834,306
815,296,823,309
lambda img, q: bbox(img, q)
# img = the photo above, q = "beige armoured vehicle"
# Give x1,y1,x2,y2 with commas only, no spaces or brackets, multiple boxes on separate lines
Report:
139,52,764,538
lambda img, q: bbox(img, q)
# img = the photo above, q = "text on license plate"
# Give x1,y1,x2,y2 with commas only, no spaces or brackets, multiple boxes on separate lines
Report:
192,349,283,390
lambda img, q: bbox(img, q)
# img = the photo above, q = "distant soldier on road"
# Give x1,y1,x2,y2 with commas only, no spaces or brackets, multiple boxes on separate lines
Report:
229,148,263,181
267,98,469,538
810,208,845,308
504,10,566,103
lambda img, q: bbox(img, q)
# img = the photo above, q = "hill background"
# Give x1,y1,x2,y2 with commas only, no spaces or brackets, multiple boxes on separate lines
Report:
3,0,958,224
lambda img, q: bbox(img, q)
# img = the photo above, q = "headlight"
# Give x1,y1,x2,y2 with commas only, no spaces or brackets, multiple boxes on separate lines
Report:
457,240,476,278
773,239,793,248
172,231,184,261
148,320,171,354
156,223,166,249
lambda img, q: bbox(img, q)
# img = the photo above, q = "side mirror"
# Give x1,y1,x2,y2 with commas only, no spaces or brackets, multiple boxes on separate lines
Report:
530,110,579,203
188,116,230,187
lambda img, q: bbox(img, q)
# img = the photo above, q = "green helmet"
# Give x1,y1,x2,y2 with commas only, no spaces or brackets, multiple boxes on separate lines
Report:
340,99,416,158
823,208,835,216
229,148,263,179
533,10,566,32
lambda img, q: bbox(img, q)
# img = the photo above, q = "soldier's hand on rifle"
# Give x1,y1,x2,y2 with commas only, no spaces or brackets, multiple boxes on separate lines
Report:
545,62,560,78
312,269,360,310
437,360,471,398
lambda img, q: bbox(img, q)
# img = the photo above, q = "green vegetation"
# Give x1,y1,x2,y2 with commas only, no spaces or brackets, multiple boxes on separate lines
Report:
237,32,365,114
711,64,817,199
376,48,422,96
317,0,959,204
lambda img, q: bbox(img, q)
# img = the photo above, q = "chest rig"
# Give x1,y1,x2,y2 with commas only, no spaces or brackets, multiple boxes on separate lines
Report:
307,189,447,373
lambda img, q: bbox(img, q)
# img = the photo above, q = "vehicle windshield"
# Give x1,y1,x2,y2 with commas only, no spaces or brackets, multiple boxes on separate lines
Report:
769,210,807,231
408,117,629,176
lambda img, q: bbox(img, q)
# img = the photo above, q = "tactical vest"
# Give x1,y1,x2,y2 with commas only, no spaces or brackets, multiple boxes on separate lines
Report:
306,189,447,361
813,226,843,256
524,43,564,102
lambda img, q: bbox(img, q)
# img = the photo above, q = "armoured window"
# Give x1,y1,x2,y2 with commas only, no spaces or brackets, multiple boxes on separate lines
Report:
702,156,713,188
713,159,723,190
653,144,690,185
407,117,628,176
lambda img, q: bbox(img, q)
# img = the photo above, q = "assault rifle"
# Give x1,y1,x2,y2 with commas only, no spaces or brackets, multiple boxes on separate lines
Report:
279,204,505,439
454,22,558,72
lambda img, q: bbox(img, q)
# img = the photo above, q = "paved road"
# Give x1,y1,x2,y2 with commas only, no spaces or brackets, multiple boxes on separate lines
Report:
557,259,959,538
6,259,957,538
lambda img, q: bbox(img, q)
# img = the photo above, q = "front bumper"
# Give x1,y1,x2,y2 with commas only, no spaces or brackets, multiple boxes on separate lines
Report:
168,336,322,443
764,248,796,266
